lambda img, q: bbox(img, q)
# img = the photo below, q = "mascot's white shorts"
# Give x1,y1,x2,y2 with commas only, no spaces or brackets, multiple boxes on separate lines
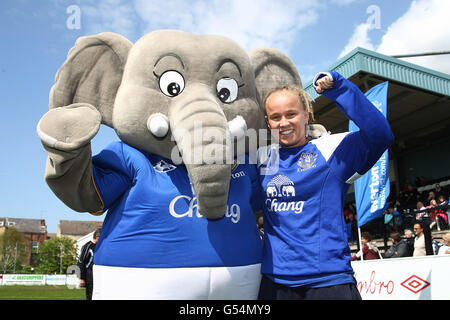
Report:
92,263,261,300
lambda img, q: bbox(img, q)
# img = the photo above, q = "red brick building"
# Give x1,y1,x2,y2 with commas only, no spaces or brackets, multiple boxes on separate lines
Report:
0,217,47,265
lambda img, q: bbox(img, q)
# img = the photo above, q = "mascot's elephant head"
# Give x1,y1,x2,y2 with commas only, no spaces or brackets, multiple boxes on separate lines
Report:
48,30,302,219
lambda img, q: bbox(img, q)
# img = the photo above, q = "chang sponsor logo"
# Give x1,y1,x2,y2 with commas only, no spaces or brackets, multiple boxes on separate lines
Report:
169,195,240,223
265,198,304,214
265,175,304,214
266,175,295,198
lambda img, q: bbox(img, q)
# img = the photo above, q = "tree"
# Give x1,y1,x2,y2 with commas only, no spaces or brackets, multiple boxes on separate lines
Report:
35,236,78,274
0,228,28,273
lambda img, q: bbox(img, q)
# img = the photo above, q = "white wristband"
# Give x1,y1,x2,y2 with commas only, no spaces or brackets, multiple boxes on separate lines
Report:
313,72,333,90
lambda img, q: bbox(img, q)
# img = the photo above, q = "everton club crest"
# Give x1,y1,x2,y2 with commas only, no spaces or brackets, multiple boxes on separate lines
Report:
154,160,177,173
297,152,317,172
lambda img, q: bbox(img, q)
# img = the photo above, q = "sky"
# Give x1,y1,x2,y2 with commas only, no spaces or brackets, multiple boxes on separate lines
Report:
1,0,449,233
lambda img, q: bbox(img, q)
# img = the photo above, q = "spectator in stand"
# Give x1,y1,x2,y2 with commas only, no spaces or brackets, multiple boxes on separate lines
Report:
437,194,448,206
351,232,380,261
386,204,401,232
403,184,420,211
413,222,426,256
436,195,449,230
437,233,450,255
427,191,436,204
394,199,404,214
383,207,395,234
392,206,403,232
382,232,410,258
428,199,440,231
428,197,448,231
395,198,413,231
403,229,415,256
415,201,428,221
431,236,444,255
434,183,445,200
414,205,434,256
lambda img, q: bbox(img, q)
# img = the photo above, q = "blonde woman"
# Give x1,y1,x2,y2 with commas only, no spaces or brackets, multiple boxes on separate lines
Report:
257,71,394,300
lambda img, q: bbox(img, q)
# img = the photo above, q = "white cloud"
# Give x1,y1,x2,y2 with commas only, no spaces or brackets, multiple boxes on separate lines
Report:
78,0,322,53
134,0,322,52
338,22,375,59
80,0,139,40
339,0,450,74
376,0,450,74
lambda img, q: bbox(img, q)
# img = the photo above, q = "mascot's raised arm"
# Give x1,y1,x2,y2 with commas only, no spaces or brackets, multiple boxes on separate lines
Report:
36,30,303,299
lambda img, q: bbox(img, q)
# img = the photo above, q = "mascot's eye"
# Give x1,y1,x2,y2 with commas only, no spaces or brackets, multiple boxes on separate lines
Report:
159,70,185,97
217,78,238,103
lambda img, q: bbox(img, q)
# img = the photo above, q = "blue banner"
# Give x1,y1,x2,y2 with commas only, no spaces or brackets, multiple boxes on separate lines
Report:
349,82,390,227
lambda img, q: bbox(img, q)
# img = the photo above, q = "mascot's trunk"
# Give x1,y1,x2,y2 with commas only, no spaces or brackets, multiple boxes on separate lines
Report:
169,92,231,220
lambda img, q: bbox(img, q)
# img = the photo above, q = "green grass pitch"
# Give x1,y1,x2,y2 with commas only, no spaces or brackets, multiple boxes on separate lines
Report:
0,285,86,300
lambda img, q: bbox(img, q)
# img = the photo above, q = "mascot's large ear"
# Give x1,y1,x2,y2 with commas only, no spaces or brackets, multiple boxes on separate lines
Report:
49,32,132,127
249,48,302,106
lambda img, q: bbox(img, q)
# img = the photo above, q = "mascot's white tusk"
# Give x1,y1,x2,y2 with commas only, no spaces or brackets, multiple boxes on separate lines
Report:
228,115,247,140
147,113,169,138
307,124,330,139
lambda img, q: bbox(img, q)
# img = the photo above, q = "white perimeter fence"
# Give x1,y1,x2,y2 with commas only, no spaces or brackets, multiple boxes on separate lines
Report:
1,255,449,299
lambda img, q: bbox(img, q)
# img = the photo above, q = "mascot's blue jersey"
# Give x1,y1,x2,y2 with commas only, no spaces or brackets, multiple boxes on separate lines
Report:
91,143,263,268
258,71,394,288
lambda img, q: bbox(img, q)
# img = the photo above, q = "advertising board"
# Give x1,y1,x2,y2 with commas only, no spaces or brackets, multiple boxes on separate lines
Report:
352,254,450,300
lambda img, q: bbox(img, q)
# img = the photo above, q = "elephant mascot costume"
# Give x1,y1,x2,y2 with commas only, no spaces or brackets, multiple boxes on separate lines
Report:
37,30,307,299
